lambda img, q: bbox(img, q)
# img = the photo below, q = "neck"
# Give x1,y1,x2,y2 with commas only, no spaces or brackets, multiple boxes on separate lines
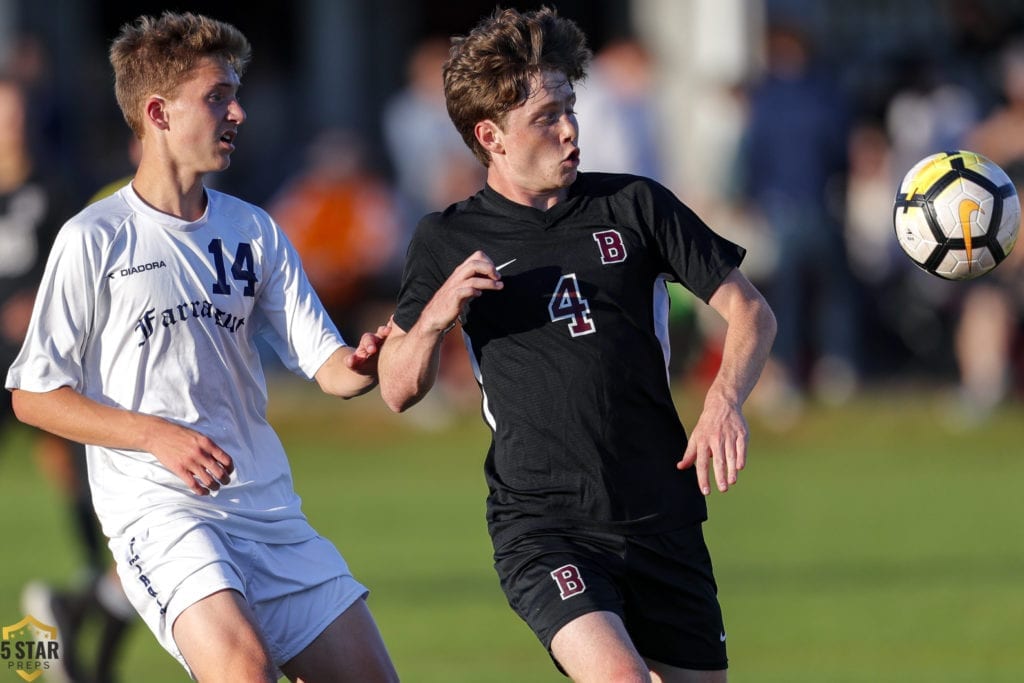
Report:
131,158,207,221
486,170,568,211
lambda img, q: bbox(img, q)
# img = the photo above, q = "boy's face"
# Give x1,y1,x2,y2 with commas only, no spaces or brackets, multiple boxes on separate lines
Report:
161,56,245,175
490,69,580,199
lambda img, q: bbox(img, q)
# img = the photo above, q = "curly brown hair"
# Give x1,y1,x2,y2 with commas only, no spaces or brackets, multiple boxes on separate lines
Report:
110,12,251,138
443,6,592,166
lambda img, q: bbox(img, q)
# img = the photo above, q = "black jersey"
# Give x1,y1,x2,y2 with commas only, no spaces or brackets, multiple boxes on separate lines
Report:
393,172,745,549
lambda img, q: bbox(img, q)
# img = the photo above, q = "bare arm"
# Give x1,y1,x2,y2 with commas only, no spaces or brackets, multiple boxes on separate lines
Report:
11,386,233,496
677,268,777,495
378,250,503,412
314,323,391,398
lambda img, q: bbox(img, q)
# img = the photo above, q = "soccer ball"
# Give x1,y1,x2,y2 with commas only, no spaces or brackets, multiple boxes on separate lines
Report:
893,150,1020,280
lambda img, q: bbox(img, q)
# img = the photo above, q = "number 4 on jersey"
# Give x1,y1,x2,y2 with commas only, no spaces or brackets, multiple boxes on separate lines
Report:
548,273,595,336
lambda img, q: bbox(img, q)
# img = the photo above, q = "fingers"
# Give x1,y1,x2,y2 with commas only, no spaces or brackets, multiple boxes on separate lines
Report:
172,437,234,496
677,435,747,496
456,251,505,293
423,252,505,334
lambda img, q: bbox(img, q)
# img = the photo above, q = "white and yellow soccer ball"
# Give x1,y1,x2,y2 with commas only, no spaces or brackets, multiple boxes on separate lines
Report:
893,150,1020,280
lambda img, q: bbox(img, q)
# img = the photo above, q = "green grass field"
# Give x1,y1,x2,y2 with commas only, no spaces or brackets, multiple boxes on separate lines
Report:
1,376,1022,682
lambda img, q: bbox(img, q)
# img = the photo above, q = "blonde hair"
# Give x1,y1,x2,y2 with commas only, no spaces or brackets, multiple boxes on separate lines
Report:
110,11,251,138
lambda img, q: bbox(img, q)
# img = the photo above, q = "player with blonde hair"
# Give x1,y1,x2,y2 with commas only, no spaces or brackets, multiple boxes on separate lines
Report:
7,12,398,682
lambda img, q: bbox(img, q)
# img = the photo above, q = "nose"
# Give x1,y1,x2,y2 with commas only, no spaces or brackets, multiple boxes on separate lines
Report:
560,113,578,144
228,99,246,125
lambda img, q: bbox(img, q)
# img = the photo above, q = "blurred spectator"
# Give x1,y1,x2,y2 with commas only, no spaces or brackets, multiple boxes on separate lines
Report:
88,134,142,204
576,37,663,179
4,32,82,196
381,37,486,417
840,119,951,383
267,127,401,342
950,39,1024,422
382,36,484,229
0,75,70,431
845,121,900,287
0,74,132,683
736,21,859,422
885,54,979,185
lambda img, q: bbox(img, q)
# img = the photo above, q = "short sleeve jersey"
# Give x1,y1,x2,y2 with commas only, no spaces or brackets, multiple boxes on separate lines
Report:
393,172,745,549
6,186,344,543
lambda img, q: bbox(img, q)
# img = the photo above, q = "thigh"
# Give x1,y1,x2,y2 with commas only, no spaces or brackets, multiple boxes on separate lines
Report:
279,597,397,683
111,518,247,673
247,535,372,666
173,588,277,683
643,658,728,683
624,524,728,672
550,610,650,682
493,531,626,654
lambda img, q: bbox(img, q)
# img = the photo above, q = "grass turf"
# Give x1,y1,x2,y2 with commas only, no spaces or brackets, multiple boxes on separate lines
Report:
1,377,1021,682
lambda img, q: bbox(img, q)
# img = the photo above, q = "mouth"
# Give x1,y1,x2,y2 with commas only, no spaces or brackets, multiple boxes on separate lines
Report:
564,148,580,167
219,130,237,150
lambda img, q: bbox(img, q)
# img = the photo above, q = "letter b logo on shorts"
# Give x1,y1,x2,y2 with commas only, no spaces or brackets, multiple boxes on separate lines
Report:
550,564,586,600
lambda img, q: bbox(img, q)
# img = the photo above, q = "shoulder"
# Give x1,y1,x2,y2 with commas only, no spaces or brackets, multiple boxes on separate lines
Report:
576,171,668,199
574,172,684,214
414,190,484,234
206,188,281,241
207,188,273,223
62,188,135,242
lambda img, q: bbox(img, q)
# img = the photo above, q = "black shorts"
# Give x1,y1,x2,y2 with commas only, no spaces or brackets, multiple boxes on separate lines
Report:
493,523,727,671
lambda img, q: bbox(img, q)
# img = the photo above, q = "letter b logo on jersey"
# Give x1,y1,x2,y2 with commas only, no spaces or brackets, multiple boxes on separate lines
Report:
550,564,586,600
593,229,627,264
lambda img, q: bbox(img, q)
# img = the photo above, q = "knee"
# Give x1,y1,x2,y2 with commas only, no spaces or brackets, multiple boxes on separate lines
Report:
195,655,277,683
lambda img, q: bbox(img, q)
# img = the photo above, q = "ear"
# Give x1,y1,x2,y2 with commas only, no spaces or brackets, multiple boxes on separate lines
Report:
145,96,170,132
474,119,504,157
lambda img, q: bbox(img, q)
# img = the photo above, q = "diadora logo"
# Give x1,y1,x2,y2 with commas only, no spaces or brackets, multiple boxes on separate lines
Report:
550,564,587,600
593,230,627,264
1,615,60,681
107,260,167,280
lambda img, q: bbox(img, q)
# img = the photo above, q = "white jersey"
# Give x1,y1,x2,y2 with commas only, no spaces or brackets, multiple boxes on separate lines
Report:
6,185,344,543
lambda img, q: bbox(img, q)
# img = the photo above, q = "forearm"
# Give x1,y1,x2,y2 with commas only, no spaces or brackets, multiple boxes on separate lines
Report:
11,386,165,452
314,347,377,399
378,324,445,413
707,296,776,407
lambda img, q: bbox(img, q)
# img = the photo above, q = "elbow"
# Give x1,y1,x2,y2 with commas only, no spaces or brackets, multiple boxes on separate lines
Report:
9,390,25,424
10,389,39,429
762,302,778,343
381,391,416,414
379,382,421,414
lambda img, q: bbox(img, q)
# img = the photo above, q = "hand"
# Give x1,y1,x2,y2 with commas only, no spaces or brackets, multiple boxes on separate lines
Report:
419,250,504,334
143,418,234,496
345,321,392,375
676,393,749,495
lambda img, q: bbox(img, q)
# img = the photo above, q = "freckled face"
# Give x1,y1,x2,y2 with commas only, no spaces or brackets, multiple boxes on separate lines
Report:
491,69,580,201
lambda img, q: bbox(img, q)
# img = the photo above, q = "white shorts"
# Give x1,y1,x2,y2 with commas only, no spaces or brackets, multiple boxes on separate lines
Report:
110,517,368,677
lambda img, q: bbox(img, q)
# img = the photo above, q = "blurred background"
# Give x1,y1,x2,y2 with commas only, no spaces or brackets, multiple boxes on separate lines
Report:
3,0,1023,414
1,0,1023,681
